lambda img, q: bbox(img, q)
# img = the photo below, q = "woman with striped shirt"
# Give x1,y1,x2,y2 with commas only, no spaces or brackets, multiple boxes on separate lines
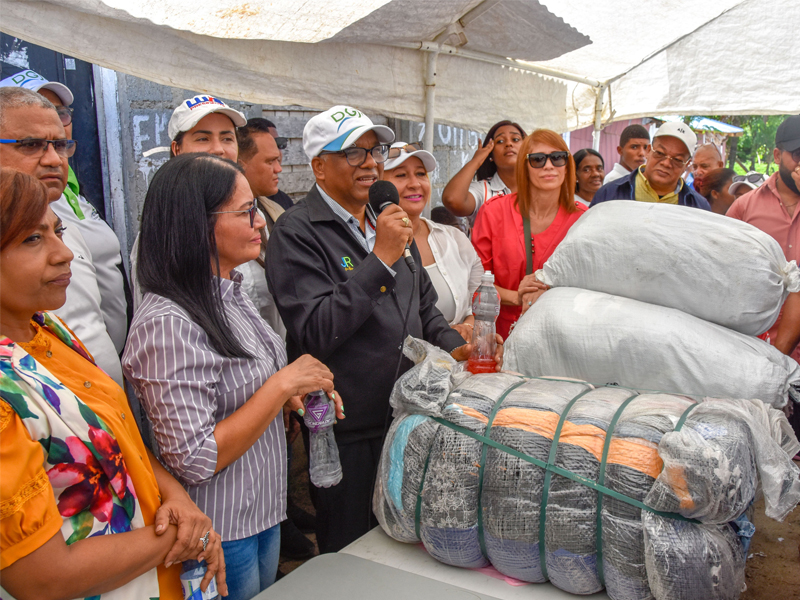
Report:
123,154,343,600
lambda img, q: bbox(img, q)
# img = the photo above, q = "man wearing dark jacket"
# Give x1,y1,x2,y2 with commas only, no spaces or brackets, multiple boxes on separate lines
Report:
592,121,710,210
266,106,498,553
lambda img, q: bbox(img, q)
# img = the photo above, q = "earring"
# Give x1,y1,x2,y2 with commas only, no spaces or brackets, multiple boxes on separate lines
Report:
489,157,493,161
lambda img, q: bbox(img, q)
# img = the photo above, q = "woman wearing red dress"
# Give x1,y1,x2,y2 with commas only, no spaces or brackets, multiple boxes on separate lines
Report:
472,129,587,339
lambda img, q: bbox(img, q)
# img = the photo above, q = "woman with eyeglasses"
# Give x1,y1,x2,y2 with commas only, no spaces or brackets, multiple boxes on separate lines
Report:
573,148,605,206
443,120,527,220
0,168,226,600
695,167,737,214
472,129,587,339
382,142,484,341
123,153,344,600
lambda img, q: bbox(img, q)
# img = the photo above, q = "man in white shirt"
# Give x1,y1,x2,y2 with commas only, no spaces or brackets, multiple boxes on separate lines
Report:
604,124,651,184
0,86,124,385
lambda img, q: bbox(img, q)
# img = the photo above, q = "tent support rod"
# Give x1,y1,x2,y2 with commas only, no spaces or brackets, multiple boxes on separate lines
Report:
422,48,439,219
393,41,602,88
592,84,606,150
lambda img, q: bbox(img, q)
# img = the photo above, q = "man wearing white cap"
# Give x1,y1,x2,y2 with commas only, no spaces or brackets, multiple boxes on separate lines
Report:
129,93,247,306
2,70,130,367
591,121,710,209
0,85,126,386
266,106,473,553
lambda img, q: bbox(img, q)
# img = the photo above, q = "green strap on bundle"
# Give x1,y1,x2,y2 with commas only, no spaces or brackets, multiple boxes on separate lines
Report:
594,392,640,588
412,380,702,580
537,388,594,581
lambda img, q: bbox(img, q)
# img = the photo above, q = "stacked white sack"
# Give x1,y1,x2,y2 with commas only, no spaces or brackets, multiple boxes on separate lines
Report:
535,202,800,336
504,288,800,408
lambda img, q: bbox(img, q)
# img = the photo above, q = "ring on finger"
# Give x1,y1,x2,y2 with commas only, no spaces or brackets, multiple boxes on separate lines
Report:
402,217,410,227
200,530,210,552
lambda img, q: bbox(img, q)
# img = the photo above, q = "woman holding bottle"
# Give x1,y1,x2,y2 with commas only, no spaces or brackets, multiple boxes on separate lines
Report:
472,130,587,339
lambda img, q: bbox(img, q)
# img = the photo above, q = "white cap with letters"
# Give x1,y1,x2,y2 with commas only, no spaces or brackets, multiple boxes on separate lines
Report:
653,121,698,156
0,69,74,106
303,105,394,161
168,94,246,141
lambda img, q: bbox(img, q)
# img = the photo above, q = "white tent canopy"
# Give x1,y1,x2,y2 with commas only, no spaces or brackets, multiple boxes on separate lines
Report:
1,0,798,141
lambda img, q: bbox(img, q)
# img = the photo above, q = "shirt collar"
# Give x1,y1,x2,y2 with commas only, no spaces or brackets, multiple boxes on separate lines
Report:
637,165,683,195
218,271,243,301
316,184,376,227
489,171,512,193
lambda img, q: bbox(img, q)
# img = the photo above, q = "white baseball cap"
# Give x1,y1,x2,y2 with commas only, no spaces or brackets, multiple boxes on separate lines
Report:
303,105,394,160
653,121,698,156
168,94,247,141
383,142,437,172
0,70,74,105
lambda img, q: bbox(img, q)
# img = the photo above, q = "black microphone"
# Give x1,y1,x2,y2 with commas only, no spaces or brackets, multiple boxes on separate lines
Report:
368,180,416,273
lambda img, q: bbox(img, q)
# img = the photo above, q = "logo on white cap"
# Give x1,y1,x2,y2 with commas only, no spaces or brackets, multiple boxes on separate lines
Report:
185,96,226,110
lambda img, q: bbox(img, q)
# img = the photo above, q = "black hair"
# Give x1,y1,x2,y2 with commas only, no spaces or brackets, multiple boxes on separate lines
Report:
573,148,605,192
475,120,527,181
430,206,461,229
237,118,277,160
170,130,185,158
137,153,253,358
619,124,651,148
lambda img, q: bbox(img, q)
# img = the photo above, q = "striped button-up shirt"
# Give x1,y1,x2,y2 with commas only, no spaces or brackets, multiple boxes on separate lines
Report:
122,272,287,541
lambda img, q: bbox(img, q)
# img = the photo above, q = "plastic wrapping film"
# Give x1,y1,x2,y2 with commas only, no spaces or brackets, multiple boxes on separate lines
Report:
374,340,800,600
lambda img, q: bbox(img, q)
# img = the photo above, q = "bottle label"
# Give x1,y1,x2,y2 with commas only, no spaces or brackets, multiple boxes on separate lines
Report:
181,573,217,600
307,402,329,422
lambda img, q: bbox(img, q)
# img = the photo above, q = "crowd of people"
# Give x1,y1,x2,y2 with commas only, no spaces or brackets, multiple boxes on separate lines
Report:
1,67,799,600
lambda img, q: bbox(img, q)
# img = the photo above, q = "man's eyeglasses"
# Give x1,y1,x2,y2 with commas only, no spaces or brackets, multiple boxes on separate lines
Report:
650,148,690,169
782,147,800,162
732,173,766,184
273,136,288,150
527,151,569,168
387,142,423,160
320,144,390,167
0,138,77,157
210,199,258,228
56,106,74,127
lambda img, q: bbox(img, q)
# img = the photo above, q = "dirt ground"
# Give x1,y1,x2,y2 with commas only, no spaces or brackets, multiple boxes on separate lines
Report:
281,439,800,599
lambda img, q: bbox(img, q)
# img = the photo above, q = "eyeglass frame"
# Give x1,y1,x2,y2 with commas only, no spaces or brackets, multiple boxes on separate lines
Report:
649,146,691,169
779,147,800,163
732,173,766,184
273,136,288,150
526,151,569,169
210,198,258,228
0,138,77,158
319,144,390,167
56,106,74,127
387,142,423,160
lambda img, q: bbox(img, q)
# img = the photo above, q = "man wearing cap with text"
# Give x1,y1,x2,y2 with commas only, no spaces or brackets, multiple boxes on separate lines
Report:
591,121,710,209
266,106,501,553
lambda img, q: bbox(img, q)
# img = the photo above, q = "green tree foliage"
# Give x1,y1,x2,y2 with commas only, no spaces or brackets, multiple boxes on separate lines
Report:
699,115,791,174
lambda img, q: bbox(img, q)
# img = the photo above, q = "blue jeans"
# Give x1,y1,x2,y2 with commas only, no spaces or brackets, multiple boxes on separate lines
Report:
221,523,281,600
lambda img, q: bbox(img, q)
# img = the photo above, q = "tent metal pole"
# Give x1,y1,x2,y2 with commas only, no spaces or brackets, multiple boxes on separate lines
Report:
393,41,602,88
422,48,439,217
592,84,607,151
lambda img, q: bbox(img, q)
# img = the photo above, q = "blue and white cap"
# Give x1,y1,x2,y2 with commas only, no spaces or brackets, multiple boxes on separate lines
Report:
303,105,394,161
168,94,247,141
0,69,74,105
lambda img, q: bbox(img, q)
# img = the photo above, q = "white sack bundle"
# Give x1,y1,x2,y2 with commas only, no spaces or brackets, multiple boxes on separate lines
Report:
504,288,800,408
535,201,800,336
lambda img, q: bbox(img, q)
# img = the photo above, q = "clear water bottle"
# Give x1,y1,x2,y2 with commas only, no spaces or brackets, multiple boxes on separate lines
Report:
467,271,501,374
180,560,218,600
303,390,343,488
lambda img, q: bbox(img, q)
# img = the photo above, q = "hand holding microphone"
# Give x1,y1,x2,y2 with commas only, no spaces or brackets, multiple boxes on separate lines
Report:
370,180,416,273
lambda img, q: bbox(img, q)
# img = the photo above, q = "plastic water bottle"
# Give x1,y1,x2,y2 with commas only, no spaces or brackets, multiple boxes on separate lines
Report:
467,271,501,374
180,560,218,600
303,390,343,488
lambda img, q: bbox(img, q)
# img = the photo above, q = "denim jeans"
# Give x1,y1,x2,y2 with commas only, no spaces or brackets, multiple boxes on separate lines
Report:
221,523,281,600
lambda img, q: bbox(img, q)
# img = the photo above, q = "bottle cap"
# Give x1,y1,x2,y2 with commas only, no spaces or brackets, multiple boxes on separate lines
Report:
482,270,495,283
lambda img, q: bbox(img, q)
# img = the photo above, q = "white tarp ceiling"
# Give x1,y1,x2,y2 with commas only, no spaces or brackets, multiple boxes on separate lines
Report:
1,0,798,134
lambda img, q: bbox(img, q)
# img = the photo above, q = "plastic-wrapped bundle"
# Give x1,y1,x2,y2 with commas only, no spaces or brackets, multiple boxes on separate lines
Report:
535,201,800,335
504,287,800,408
374,345,800,600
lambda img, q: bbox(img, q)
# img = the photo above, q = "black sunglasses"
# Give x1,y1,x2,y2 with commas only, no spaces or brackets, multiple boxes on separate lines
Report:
56,106,74,127
732,173,765,184
387,142,423,160
527,151,569,168
273,136,288,150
